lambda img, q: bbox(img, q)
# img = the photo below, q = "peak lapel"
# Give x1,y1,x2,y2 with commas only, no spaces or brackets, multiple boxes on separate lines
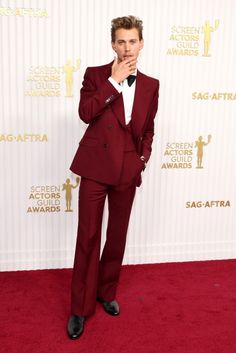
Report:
110,94,126,127
131,71,150,137
104,62,126,127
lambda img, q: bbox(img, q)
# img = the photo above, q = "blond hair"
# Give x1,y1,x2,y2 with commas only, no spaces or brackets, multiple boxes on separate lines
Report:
111,15,143,42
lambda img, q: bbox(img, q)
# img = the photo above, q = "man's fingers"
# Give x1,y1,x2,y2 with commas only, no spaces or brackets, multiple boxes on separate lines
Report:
111,56,137,82
123,58,137,65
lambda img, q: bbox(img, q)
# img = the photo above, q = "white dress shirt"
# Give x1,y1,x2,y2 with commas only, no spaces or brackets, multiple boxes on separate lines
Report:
108,72,146,165
108,73,136,125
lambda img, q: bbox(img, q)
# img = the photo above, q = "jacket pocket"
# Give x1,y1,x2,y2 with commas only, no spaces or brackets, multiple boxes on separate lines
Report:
79,136,98,147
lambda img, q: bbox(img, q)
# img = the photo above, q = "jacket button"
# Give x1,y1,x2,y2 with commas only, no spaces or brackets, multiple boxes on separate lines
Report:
103,143,108,148
107,124,113,130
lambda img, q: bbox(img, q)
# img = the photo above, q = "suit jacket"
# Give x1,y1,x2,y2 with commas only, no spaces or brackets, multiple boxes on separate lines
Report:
70,61,159,186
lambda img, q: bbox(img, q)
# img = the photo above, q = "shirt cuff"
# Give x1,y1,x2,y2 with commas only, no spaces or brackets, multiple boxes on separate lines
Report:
108,77,123,93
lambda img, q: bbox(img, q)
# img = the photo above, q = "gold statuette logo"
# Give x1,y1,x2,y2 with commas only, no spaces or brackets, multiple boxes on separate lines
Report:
202,20,219,57
25,59,81,98
63,59,81,97
162,135,212,170
195,135,211,169
62,177,80,212
27,178,80,214
167,20,219,57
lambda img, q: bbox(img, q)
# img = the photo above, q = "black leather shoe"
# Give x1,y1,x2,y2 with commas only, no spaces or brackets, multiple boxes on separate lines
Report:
102,300,120,316
67,315,85,340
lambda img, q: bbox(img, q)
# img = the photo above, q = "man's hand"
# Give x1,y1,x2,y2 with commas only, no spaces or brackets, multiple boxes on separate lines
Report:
111,57,137,84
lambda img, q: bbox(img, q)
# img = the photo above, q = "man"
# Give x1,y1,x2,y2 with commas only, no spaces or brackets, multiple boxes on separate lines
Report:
67,15,159,339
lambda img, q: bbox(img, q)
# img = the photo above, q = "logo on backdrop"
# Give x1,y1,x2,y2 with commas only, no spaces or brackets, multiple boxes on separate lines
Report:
63,60,81,97
192,92,236,101
161,134,212,169
167,19,219,57
195,135,211,169
62,177,80,212
25,59,81,97
0,7,48,17
0,133,48,142
27,177,80,213
186,200,230,208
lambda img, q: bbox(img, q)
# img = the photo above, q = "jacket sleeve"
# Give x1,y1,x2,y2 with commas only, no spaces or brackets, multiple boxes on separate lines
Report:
141,80,159,162
78,67,121,124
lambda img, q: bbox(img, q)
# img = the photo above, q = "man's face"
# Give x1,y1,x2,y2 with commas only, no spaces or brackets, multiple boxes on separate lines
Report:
112,28,144,63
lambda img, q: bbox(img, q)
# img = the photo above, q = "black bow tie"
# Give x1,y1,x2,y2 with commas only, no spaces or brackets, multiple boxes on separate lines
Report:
127,75,136,87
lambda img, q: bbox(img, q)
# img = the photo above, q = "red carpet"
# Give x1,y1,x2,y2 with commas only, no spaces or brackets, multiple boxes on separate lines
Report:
1,260,236,353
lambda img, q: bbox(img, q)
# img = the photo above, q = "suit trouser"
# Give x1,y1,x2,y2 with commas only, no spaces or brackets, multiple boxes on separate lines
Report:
71,171,137,317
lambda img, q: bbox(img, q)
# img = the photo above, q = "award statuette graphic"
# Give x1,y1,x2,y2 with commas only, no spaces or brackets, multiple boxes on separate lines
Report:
63,58,81,97
62,177,80,212
202,20,219,57
195,135,211,168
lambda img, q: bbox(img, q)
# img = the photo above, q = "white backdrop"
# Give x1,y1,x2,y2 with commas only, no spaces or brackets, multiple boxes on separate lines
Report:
1,0,236,271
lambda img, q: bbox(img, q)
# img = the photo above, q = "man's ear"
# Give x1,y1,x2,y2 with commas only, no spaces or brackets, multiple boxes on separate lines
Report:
111,42,116,52
140,39,144,50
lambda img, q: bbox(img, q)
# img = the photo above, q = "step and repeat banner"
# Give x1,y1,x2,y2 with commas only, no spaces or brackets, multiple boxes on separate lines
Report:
0,0,235,271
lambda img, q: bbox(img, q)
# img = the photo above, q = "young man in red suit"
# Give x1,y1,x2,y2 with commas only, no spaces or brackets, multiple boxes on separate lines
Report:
67,15,159,339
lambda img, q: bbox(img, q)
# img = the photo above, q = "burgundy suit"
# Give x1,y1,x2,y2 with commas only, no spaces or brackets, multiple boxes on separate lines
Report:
70,61,159,316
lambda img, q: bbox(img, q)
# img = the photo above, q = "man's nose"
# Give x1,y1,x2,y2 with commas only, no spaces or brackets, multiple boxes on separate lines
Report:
125,43,130,51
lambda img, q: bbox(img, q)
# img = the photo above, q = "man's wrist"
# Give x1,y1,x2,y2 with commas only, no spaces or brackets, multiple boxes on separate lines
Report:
111,75,121,84
108,77,122,93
